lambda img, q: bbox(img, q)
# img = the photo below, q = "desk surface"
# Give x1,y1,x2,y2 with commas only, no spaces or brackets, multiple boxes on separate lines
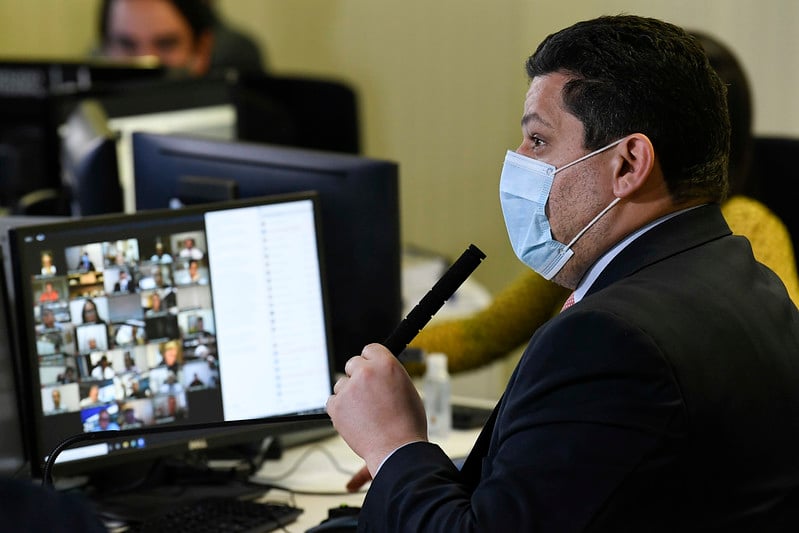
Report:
251,427,482,531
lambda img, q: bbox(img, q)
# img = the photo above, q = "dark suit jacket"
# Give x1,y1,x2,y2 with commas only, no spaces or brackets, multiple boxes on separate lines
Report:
113,279,135,293
359,204,799,532
0,478,106,532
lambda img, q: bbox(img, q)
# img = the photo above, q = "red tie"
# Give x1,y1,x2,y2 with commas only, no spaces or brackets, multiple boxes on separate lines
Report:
561,292,575,312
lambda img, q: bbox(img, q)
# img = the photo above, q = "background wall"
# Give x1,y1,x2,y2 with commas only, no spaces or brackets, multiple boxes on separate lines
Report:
1,0,797,296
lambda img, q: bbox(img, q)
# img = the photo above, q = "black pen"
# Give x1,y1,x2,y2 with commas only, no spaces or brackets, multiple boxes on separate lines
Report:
383,244,486,356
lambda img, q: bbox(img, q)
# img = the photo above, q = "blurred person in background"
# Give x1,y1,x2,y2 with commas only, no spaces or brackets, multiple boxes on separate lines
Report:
97,0,264,77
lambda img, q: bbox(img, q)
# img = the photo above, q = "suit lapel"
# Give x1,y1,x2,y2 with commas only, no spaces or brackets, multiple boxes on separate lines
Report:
589,204,731,296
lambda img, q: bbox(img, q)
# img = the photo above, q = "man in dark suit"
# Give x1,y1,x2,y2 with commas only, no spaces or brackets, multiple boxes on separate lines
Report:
326,14,799,532
113,270,135,293
76,251,95,272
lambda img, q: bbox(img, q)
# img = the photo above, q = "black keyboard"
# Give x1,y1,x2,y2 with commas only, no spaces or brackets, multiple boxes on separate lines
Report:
129,497,303,532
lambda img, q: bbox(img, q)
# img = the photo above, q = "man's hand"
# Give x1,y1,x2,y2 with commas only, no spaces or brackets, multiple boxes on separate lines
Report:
326,343,427,477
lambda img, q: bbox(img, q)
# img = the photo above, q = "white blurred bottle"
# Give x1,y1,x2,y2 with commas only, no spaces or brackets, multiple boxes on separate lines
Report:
423,352,451,439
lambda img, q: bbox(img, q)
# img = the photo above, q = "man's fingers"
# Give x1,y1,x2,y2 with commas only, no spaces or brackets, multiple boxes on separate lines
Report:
360,343,385,360
332,376,347,395
344,355,361,376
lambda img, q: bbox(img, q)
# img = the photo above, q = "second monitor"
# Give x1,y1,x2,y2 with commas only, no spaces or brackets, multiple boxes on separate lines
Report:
132,132,401,371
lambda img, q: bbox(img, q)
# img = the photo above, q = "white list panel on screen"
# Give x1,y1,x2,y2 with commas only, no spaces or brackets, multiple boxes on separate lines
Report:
204,199,331,420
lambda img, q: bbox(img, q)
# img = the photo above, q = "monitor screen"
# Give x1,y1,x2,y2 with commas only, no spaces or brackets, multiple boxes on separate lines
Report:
7,193,333,478
132,132,401,372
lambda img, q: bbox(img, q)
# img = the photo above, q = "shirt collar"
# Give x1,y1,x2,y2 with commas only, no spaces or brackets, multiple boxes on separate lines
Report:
572,205,705,304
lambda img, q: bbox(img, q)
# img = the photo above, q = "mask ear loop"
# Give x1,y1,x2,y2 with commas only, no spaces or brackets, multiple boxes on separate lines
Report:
552,136,627,249
564,197,622,249
556,137,627,174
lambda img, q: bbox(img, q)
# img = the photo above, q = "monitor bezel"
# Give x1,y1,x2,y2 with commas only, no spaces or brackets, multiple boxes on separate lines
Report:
8,192,335,479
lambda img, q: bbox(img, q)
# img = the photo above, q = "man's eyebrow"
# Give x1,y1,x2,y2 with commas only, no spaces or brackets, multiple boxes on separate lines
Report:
521,112,554,130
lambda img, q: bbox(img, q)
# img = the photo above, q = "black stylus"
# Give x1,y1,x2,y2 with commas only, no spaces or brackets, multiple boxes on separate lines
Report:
383,244,486,356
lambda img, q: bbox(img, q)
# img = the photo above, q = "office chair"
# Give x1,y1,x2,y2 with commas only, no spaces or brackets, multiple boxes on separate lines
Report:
744,136,799,267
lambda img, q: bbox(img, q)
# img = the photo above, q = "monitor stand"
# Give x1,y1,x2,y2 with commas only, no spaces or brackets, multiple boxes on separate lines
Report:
83,443,276,523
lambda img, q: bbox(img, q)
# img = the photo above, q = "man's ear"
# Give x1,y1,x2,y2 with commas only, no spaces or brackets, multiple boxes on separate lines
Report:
610,133,655,198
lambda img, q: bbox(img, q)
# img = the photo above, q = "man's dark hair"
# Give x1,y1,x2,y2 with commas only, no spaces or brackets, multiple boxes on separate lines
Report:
526,15,730,203
98,0,215,45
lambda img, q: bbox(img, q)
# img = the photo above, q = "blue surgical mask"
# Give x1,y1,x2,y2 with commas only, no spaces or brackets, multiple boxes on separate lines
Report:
499,139,624,280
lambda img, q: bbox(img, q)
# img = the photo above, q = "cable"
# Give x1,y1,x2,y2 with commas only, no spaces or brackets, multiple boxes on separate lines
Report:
259,482,363,498
253,443,358,482
249,443,367,497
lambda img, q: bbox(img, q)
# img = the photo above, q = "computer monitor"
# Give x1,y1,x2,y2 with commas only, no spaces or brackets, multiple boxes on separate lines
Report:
0,59,164,215
97,76,241,214
56,75,240,216
132,132,401,372
52,71,361,218
7,192,334,480
60,100,123,217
